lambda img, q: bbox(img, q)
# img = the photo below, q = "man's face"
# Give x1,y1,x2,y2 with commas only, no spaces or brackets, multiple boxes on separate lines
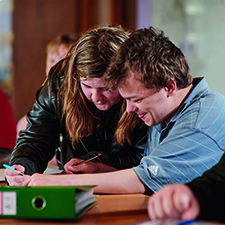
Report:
119,72,172,126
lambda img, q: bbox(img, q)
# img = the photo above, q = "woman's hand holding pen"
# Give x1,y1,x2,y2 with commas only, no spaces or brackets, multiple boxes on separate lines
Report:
64,158,100,174
4,164,29,186
64,154,102,174
64,157,118,174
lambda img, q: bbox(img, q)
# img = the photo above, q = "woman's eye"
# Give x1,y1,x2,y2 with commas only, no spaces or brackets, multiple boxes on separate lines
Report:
81,83,91,88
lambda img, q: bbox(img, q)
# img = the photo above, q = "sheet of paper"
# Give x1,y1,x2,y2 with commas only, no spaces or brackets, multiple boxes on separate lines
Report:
0,164,63,182
137,220,221,225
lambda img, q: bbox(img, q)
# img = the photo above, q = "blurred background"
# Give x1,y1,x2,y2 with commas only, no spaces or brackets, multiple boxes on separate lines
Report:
0,0,225,122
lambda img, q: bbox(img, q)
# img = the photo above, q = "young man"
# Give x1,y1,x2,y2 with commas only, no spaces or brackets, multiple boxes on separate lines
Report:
148,153,225,222
6,27,225,195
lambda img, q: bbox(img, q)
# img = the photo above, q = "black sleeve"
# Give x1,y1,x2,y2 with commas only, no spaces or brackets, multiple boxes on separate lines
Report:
186,153,225,223
9,74,62,175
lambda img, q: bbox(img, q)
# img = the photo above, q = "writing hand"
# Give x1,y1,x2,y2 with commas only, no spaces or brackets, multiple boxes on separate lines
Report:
64,158,98,174
64,158,117,174
5,164,29,186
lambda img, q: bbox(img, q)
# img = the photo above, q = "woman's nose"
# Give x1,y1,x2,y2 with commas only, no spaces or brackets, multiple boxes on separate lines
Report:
92,89,103,102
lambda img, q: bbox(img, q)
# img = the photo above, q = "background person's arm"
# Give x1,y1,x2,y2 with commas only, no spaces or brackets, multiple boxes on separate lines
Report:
148,183,200,221
187,153,225,222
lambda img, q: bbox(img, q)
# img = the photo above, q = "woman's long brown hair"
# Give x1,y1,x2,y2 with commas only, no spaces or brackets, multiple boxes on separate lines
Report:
57,26,143,147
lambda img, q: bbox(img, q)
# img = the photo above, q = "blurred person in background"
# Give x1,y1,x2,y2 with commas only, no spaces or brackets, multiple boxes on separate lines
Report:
17,33,78,137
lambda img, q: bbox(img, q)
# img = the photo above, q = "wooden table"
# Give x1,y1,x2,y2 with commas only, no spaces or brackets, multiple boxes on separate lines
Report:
0,181,151,225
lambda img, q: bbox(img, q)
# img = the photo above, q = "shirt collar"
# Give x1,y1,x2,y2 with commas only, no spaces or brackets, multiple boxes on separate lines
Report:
155,77,209,132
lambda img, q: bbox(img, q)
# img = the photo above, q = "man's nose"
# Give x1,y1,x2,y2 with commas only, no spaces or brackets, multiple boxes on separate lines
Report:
126,101,137,113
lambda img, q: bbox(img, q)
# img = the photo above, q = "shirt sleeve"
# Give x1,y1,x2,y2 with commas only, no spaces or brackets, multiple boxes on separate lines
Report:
133,125,224,192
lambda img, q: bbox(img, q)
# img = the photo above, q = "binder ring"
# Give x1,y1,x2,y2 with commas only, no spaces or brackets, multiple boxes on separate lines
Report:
32,196,46,210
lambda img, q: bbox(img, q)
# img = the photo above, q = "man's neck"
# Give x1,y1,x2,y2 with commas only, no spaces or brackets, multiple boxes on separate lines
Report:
164,84,194,125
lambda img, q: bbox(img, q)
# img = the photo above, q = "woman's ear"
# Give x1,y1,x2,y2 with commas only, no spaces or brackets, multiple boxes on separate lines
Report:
165,80,176,97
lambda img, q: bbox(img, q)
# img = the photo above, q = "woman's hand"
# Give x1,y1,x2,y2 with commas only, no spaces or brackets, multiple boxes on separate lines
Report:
64,158,117,174
5,164,29,186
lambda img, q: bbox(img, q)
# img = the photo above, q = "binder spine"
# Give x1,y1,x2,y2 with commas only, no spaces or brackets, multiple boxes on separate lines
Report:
0,191,17,215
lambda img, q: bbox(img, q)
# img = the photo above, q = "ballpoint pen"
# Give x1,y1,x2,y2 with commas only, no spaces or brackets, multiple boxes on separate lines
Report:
75,153,102,166
178,220,194,225
60,153,102,174
3,164,25,176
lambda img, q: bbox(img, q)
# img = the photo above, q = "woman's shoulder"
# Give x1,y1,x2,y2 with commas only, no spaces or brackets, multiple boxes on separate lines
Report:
44,60,67,94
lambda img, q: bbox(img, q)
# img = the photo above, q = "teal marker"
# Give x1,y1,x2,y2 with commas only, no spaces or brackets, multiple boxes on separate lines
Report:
3,164,25,176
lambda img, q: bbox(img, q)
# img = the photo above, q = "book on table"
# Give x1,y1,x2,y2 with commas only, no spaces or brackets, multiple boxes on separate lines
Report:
0,185,97,220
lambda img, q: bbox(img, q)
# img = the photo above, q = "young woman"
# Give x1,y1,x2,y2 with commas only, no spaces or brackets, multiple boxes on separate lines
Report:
6,26,148,185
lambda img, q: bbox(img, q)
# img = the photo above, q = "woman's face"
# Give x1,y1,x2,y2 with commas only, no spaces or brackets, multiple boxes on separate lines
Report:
80,77,121,111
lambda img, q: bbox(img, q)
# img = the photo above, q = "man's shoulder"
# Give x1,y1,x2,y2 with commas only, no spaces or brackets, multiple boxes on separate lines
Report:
176,90,225,129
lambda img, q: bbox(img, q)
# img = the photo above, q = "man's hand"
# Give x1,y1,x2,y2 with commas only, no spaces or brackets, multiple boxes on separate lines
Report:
148,183,200,221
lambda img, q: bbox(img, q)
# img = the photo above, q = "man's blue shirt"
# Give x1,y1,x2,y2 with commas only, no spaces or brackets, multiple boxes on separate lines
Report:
133,77,225,192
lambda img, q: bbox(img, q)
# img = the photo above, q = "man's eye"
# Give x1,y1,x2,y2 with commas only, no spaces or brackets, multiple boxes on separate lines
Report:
134,99,142,103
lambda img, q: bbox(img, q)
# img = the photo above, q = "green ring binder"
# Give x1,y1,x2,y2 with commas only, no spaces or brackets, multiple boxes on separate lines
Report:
0,185,96,220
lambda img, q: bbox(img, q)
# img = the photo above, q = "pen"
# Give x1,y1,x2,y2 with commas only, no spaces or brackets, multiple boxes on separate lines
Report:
177,220,194,225
59,153,102,174
76,153,102,166
3,164,25,176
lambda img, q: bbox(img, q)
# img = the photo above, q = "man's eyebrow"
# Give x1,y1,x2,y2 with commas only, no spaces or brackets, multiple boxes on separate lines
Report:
122,95,139,100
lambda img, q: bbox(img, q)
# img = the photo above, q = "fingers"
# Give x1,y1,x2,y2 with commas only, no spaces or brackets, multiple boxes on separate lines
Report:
64,159,85,174
148,184,200,221
5,164,25,176
13,164,26,174
6,174,30,186
5,164,27,186
173,184,199,220
67,165,87,173
182,201,200,221
175,186,200,220
148,185,180,220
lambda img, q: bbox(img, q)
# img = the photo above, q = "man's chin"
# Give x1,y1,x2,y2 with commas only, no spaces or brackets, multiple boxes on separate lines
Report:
95,104,110,111
143,118,152,127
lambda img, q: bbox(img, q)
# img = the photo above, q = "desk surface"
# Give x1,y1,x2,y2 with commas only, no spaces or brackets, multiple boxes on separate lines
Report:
0,191,150,225
0,167,150,224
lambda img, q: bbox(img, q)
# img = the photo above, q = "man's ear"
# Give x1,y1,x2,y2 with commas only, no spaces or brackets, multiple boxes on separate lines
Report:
165,80,176,97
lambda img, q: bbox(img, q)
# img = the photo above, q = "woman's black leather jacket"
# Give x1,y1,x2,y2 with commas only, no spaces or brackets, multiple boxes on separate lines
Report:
10,64,148,175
